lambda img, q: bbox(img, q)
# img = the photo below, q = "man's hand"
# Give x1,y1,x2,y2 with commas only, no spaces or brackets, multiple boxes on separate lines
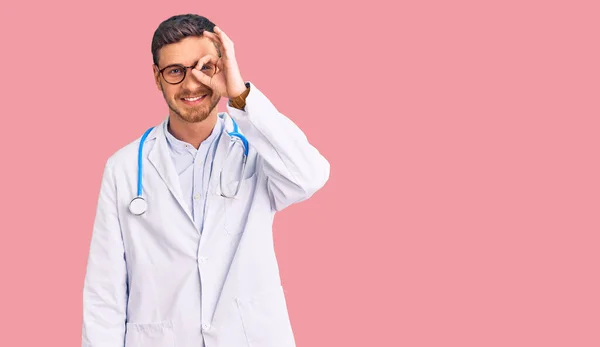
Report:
191,26,247,99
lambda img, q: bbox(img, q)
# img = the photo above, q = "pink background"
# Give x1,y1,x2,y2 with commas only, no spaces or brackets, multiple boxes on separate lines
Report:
0,0,599,346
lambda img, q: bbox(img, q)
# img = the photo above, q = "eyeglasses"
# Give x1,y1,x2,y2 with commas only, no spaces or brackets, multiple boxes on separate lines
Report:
157,61,217,85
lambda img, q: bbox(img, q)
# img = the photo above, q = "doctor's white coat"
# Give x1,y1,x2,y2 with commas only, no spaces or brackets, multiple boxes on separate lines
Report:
82,82,330,347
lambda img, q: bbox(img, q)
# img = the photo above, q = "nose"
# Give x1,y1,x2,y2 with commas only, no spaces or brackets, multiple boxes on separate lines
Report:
181,67,203,89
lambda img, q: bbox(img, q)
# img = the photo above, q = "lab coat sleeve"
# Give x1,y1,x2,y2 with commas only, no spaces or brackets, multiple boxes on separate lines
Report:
227,81,330,211
82,159,128,347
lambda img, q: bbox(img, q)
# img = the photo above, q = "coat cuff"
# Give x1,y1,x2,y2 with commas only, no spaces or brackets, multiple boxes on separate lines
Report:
228,82,251,110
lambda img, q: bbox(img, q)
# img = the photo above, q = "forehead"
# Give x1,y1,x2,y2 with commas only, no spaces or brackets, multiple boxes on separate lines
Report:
158,36,218,67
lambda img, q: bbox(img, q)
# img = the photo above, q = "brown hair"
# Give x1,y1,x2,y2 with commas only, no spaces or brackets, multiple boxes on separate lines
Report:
151,14,216,67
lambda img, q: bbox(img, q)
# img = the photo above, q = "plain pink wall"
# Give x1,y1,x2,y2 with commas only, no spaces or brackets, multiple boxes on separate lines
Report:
0,0,598,346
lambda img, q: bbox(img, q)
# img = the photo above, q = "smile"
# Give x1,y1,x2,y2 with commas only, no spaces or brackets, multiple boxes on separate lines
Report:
181,94,207,105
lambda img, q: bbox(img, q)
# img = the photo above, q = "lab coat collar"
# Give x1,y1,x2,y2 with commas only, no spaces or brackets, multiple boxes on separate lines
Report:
164,116,223,154
145,113,236,234
147,118,196,230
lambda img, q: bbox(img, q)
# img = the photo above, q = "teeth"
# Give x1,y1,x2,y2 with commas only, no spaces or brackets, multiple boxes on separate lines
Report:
184,95,205,101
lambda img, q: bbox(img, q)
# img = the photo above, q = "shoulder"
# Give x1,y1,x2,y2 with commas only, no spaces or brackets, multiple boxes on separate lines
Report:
104,126,160,171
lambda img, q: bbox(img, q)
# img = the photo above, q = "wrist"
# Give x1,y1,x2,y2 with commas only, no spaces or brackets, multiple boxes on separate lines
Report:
230,81,248,99
229,82,250,109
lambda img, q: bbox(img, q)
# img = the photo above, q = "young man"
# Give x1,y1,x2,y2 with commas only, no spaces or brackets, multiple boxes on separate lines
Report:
82,14,329,347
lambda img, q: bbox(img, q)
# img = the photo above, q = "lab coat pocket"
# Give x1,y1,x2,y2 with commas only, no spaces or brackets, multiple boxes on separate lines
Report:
235,285,295,347
223,172,257,236
125,320,175,347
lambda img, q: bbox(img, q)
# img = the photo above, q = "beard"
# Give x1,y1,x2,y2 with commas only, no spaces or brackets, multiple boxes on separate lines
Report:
162,86,221,123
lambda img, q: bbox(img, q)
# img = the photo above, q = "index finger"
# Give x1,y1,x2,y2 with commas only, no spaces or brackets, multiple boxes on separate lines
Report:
202,31,223,58
194,54,218,69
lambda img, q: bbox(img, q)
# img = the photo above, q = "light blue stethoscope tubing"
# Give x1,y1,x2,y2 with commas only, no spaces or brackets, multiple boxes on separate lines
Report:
128,126,155,215
129,118,249,215
137,127,155,196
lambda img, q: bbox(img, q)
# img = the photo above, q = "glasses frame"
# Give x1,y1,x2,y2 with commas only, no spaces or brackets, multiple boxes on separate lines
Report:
156,60,217,85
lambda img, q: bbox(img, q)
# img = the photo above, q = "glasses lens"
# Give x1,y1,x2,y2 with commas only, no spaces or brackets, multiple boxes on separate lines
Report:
199,63,216,77
162,65,185,84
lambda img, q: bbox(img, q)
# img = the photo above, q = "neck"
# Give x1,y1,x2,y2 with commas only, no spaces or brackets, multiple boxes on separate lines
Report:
168,111,218,149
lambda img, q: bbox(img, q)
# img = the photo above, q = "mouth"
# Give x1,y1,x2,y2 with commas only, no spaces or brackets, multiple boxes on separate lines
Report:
180,94,208,106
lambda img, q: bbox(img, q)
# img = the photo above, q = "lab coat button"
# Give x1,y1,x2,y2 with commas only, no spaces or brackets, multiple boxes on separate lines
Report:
194,193,200,200
202,323,211,330
198,257,207,263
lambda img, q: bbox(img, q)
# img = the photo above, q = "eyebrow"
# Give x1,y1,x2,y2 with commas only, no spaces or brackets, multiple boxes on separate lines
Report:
162,60,200,69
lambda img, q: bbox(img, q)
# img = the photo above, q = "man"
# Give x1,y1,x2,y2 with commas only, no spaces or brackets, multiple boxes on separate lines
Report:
82,14,329,347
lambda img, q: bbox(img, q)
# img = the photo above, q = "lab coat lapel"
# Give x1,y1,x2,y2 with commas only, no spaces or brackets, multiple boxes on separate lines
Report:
210,114,233,195
148,120,197,230
199,114,232,243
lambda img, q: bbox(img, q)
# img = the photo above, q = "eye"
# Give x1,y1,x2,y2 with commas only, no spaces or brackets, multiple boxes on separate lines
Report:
167,67,182,75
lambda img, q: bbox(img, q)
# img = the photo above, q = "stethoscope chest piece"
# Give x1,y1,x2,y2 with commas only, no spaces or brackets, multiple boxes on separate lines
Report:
129,196,148,215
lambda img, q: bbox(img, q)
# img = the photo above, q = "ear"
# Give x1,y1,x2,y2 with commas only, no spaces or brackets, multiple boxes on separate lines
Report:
153,65,161,91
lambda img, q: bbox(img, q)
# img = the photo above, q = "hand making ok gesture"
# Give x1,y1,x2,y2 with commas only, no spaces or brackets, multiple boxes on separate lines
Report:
191,26,247,99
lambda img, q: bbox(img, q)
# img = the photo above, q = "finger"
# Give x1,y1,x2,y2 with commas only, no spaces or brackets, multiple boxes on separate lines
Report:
214,27,234,54
213,57,224,75
191,55,216,85
194,54,210,68
202,30,221,45
209,27,234,59
202,29,221,41
190,67,211,86
193,54,221,79
202,30,223,57
195,53,218,69
215,26,232,45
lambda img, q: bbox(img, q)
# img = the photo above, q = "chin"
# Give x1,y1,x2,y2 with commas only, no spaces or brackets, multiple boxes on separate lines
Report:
180,110,210,123
170,96,219,123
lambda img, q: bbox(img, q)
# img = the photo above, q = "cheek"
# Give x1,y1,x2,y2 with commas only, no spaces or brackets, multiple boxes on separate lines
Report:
163,86,180,100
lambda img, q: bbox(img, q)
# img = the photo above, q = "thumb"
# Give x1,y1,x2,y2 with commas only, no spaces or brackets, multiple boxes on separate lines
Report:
190,68,212,87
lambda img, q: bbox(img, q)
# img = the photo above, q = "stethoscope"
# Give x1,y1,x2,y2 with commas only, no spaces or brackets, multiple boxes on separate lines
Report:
128,116,249,215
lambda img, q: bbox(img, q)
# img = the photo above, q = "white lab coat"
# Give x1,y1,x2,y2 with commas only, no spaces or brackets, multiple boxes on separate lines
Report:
82,82,330,347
